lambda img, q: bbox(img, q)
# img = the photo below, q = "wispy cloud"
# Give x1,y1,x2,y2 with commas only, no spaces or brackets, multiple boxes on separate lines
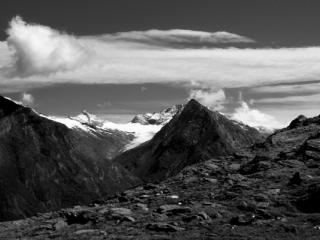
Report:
97,29,255,48
231,102,283,131
189,89,226,110
20,92,34,106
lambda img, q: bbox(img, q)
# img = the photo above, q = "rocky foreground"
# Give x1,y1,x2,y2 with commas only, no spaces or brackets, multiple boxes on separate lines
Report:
1,98,320,239
1,157,320,239
1,116,320,239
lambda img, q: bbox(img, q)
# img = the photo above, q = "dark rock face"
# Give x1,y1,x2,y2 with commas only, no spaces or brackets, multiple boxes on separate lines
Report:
116,99,263,181
0,96,141,221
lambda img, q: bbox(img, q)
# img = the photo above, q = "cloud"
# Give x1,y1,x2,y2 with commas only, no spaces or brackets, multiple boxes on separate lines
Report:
253,92,320,104
231,102,283,132
189,89,226,110
249,82,320,95
21,92,34,105
6,16,86,77
1,16,320,115
140,86,147,92
99,29,255,48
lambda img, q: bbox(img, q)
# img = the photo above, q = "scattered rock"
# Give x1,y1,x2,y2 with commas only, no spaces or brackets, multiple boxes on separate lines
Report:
240,156,272,175
229,163,241,171
61,208,99,225
156,205,192,215
197,211,211,220
146,223,185,232
204,161,220,171
230,213,256,225
110,207,132,216
204,178,218,184
53,219,68,230
136,203,149,211
74,229,98,235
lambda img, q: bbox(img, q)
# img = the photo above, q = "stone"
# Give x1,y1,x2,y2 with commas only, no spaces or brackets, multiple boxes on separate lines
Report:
229,163,241,171
230,213,256,225
204,178,218,184
146,223,185,232
204,162,220,171
197,211,211,220
53,220,68,231
156,205,192,215
61,208,99,225
74,229,97,235
305,150,320,160
136,203,149,211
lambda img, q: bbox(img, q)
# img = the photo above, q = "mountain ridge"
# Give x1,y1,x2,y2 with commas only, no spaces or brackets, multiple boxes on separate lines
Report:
1,106,320,239
115,99,264,181
0,96,141,221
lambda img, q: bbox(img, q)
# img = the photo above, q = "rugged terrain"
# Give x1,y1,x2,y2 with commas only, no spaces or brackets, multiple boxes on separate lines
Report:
0,96,140,221
116,99,263,181
0,98,320,239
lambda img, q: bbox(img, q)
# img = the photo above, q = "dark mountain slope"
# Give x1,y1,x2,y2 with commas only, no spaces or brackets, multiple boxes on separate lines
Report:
0,96,141,221
115,99,263,181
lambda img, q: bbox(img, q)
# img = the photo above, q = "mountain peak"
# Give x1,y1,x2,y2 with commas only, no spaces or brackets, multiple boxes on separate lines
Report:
116,100,263,181
131,104,184,125
181,98,206,113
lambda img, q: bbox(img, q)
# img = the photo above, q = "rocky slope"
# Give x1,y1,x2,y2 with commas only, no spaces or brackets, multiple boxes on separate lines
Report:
0,96,141,221
115,99,263,181
1,99,320,239
1,115,320,238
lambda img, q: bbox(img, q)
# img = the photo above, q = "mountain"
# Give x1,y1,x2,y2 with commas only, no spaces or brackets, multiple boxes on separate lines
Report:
253,114,320,160
131,104,184,125
115,99,263,181
52,105,184,151
2,112,320,239
0,96,141,221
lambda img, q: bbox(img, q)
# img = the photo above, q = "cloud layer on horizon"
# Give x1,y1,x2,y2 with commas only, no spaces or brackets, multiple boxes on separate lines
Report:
2,17,320,93
1,17,320,130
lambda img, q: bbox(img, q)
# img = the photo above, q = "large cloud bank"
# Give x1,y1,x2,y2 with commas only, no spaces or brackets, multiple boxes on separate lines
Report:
1,17,320,130
1,17,320,92
6,17,85,77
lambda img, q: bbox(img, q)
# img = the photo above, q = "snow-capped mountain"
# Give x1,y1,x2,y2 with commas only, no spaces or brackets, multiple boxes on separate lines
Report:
49,105,184,150
131,104,184,125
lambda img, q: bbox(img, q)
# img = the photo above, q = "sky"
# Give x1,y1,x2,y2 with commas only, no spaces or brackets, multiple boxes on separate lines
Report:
1,0,320,129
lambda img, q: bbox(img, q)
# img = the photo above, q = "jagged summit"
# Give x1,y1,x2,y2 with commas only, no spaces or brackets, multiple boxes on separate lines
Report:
288,114,308,129
116,99,263,181
131,104,184,125
287,114,320,130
